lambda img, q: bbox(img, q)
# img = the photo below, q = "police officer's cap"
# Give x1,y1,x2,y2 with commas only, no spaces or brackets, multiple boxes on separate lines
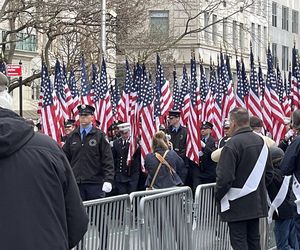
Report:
168,110,181,118
77,104,95,115
201,121,213,129
223,119,230,128
118,122,130,132
64,119,75,128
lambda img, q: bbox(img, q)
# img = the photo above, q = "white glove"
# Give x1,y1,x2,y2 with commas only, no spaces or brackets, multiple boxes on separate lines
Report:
285,129,294,140
201,140,206,148
102,182,112,193
199,151,204,157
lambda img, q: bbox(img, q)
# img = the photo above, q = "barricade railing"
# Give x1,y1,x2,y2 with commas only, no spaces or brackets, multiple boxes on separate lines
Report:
193,183,277,250
139,186,193,250
193,183,231,250
129,187,181,250
73,194,131,250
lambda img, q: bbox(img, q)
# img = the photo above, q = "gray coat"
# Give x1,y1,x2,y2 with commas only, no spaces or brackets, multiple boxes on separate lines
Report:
215,127,273,222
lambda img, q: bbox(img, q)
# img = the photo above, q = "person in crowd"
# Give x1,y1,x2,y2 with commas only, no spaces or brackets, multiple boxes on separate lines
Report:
279,116,295,152
0,75,88,250
191,121,217,190
218,119,230,148
62,119,76,143
167,110,189,185
216,107,273,250
144,131,183,189
112,122,140,194
250,116,276,147
63,104,115,201
268,146,298,250
280,109,300,245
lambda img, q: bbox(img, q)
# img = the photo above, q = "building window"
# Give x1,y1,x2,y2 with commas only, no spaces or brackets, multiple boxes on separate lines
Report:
257,25,261,59
251,23,255,56
16,33,37,52
272,2,277,27
223,18,228,43
212,14,217,44
232,21,237,48
149,11,169,38
282,45,289,71
239,23,244,50
292,10,299,34
282,6,289,31
256,0,261,15
272,43,277,64
204,12,210,42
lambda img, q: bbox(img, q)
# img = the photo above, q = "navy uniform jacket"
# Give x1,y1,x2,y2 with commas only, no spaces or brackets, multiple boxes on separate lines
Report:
167,125,189,181
199,136,217,181
63,126,115,185
281,136,300,182
112,138,140,182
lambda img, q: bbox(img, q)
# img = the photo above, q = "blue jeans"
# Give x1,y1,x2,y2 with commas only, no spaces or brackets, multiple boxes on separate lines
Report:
274,219,299,250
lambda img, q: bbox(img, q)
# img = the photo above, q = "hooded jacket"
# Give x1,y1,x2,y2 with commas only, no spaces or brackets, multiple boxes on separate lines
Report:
0,108,88,250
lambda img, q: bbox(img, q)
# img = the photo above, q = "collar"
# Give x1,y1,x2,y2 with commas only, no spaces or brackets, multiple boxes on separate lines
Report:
232,127,252,137
171,125,181,133
80,123,93,135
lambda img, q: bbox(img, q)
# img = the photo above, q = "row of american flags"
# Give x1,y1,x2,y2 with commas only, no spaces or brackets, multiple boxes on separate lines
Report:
33,44,300,169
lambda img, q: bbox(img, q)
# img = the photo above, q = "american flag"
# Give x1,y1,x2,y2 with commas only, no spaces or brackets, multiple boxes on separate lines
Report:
212,61,223,140
261,62,272,133
266,48,285,144
80,57,93,106
248,46,263,119
117,59,132,122
92,60,114,134
54,59,73,121
172,64,181,111
186,55,201,164
139,64,155,169
236,58,248,108
222,54,236,119
40,63,62,144
291,45,300,110
154,54,173,129
277,64,291,117
180,65,190,125
200,62,212,123
68,69,80,121
110,80,120,118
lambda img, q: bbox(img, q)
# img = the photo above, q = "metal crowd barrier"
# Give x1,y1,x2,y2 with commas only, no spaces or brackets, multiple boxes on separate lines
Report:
74,194,131,250
129,187,179,250
139,186,193,250
193,183,277,250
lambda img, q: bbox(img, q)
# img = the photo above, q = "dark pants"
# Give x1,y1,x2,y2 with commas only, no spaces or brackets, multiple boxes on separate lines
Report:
78,183,106,201
115,179,139,195
228,218,261,250
274,219,299,250
294,216,300,249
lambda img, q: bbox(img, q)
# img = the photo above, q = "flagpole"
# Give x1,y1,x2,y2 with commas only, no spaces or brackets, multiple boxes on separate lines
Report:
101,0,106,57
19,60,23,117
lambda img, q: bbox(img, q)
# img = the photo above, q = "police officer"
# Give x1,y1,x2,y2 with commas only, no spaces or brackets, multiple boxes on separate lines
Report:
112,122,140,195
191,121,217,190
218,119,230,148
63,104,115,201
167,110,189,185
62,119,76,143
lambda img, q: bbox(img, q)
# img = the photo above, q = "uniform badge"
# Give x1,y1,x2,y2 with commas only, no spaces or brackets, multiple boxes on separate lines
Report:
89,139,97,146
180,135,183,140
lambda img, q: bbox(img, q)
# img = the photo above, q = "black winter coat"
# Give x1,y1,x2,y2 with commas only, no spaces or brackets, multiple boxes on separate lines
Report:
216,127,273,222
63,127,114,184
0,108,88,250
112,138,140,182
144,148,184,189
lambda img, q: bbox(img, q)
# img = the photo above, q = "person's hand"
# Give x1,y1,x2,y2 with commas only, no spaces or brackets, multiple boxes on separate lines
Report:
201,140,206,148
285,129,294,140
102,182,112,193
199,151,204,157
